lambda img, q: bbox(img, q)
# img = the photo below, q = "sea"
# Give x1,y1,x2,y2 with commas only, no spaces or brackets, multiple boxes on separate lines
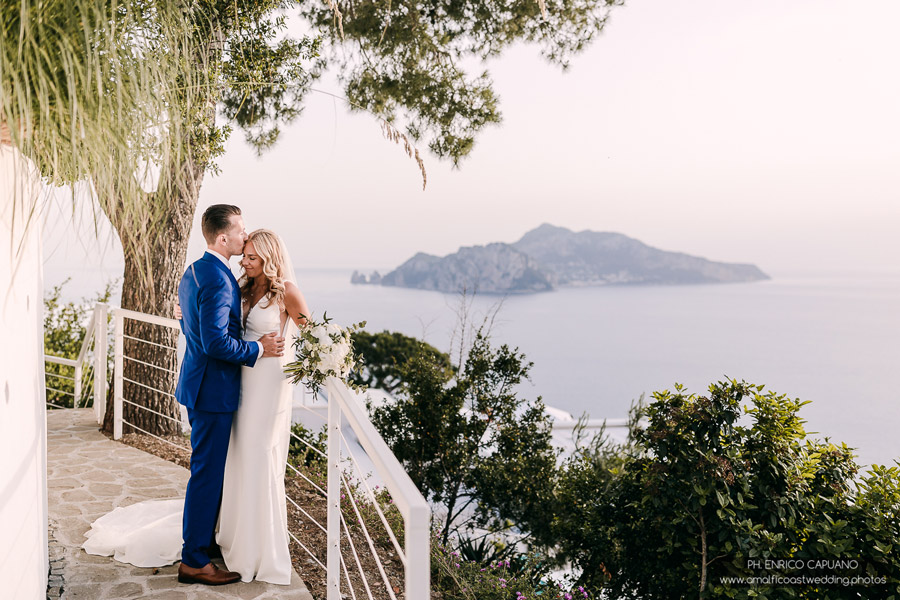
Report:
46,265,900,470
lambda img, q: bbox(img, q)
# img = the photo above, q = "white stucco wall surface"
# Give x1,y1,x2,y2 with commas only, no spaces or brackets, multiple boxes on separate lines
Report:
0,145,48,599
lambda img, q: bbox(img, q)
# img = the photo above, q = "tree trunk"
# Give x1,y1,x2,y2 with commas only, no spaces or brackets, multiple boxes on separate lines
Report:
99,31,220,437
101,162,205,436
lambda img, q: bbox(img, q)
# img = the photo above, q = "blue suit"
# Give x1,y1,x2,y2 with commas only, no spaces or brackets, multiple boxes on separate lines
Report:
176,252,260,568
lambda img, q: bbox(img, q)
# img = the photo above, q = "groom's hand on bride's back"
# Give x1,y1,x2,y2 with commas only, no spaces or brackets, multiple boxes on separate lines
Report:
259,332,285,357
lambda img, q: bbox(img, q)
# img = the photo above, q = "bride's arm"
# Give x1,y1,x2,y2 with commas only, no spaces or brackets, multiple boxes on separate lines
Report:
284,281,310,328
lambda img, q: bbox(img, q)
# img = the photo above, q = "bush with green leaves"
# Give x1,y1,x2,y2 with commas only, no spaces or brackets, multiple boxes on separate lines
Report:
550,380,900,599
43,279,116,408
369,329,559,553
432,540,594,600
350,330,454,394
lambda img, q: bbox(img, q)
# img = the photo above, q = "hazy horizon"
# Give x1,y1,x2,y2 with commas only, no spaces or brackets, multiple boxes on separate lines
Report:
41,0,900,277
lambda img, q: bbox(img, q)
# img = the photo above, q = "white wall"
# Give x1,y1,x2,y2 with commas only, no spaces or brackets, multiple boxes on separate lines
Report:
0,145,48,599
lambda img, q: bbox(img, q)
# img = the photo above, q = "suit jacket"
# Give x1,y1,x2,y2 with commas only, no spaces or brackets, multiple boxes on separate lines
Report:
175,252,259,412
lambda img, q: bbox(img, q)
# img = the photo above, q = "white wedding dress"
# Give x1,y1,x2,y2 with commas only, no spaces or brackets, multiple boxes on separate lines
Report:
83,299,294,585
217,299,293,584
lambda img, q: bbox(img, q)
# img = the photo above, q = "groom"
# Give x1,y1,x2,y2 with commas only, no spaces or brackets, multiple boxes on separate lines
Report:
175,204,284,585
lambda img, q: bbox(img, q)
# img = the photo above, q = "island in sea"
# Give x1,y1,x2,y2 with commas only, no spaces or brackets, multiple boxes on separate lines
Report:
351,224,770,294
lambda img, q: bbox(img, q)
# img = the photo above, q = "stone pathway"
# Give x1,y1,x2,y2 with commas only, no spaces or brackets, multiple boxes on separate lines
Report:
47,409,314,600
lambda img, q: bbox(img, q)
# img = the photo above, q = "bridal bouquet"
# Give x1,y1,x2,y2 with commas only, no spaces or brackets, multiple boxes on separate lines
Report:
283,313,366,397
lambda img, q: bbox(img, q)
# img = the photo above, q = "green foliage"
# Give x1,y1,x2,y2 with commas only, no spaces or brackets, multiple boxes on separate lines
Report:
217,4,323,154
350,330,453,394
300,0,623,165
1,0,194,183
550,380,900,599
287,422,328,473
370,329,558,550
432,540,595,600
43,279,116,408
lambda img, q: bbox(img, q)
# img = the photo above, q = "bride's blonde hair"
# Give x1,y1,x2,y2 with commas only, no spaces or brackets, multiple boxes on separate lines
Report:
239,229,290,309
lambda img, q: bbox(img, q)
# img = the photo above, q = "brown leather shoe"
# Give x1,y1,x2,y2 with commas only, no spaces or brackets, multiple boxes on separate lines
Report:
177,562,241,585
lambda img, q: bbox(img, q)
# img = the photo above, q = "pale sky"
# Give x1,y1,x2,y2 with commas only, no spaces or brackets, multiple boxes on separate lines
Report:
43,0,900,277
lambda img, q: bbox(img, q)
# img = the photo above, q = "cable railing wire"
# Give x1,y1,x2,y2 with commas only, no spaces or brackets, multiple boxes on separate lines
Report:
122,334,177,352
123,354,178,375
122,398,183,425
286,494,327,534
289,530,326,571
119,419,187,452
290,431,328,458
45,386,74,397
340,552,359,600
286,462,328,497
106,307,432,599
339,506,376,600
45,371,76,382
340,469,399,600
121,375,177,398
340,430,406,563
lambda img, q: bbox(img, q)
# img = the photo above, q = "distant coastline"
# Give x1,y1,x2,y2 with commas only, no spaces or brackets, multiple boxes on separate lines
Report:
352,224,770,294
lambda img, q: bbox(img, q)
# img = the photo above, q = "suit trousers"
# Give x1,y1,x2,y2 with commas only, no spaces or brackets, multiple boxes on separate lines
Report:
181,408,234,568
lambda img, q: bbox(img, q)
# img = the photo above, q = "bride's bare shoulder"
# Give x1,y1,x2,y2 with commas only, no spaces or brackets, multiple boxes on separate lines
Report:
284,280,304,299
283,281,305,307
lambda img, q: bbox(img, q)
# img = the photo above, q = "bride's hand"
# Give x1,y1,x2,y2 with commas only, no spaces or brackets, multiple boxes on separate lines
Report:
174,303,183,320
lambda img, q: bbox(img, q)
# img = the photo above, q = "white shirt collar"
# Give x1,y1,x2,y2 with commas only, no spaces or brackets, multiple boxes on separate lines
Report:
205,249,231,267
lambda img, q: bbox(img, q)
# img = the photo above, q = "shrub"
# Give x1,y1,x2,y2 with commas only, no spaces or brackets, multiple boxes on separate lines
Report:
551,380,900,599
43,279,116,408
370,328,559,550
432,539,595,600
350,329,453,393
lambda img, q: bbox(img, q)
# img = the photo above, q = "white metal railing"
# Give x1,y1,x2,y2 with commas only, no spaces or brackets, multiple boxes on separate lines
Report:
107,306,431,599
326,377,430,600
110,307,182,442
44,302,108,423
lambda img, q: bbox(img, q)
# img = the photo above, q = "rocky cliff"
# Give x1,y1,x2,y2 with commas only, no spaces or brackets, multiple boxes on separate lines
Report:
379,244,554,294
512,224,769,286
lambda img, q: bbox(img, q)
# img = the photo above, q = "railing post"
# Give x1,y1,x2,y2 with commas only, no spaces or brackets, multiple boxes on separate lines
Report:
73,364,82,409
94,303,108,424
406,505,431,598
113,309,124,440
326,380,341,600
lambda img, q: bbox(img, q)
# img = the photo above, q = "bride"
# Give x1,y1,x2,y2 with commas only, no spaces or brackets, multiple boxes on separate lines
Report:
83,229,309,586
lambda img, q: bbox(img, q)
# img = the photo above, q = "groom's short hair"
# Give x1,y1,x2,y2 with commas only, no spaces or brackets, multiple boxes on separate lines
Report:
202,204,242,244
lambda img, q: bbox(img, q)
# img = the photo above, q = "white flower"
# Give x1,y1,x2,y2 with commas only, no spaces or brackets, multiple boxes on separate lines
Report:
331,341,350,361
317,349,340,374
310,325,328,343
284,314,363,397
